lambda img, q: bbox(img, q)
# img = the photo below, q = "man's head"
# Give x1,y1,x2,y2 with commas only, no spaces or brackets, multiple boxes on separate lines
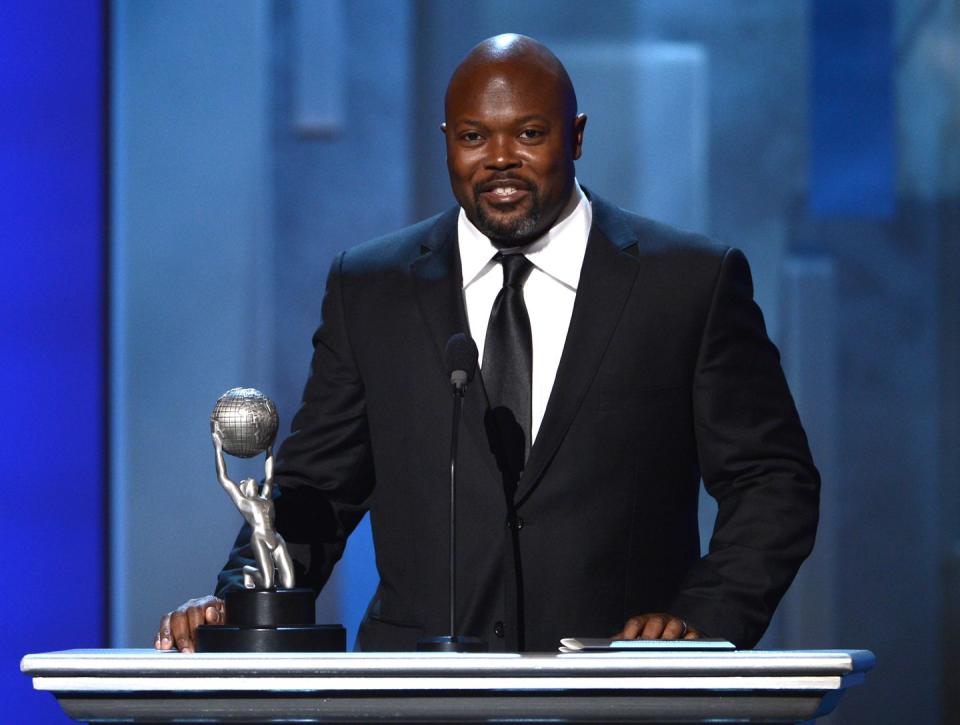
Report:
442,34,587,248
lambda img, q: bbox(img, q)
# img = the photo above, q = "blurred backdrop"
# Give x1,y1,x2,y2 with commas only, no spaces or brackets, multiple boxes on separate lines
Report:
3,0,959,722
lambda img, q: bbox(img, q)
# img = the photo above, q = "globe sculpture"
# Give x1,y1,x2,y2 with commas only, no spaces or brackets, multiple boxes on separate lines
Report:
210,387,279,458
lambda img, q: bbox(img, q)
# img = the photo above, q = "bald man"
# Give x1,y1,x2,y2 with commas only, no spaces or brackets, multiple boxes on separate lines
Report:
158,35,818,653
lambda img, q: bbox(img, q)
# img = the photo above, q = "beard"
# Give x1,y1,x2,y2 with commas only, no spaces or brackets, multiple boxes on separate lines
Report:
472,185,542,247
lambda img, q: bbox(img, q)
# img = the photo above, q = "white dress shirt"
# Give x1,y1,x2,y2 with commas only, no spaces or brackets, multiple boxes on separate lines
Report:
457,180,592,442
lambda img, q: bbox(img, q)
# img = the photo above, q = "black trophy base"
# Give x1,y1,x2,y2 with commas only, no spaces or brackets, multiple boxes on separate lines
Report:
196,623,345,652
195,587,346,653
417,635,488,652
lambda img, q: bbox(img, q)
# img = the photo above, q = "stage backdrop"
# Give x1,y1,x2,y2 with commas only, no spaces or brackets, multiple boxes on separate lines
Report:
1,2,106,723
107,3,959,724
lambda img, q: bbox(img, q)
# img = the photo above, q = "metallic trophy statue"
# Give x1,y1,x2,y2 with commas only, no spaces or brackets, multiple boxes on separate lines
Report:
196,388,345,653
210,388,294,590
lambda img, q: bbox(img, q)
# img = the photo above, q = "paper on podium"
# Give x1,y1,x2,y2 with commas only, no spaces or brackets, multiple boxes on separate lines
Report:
559,638,735,653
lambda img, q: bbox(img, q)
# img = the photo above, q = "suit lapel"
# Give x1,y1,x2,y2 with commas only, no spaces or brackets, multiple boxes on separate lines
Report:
409,208,463,367
516,197,642,503
410,209,501,484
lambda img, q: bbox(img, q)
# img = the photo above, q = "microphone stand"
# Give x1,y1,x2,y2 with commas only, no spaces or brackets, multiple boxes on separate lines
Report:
417,369,487,653
449,378,463,638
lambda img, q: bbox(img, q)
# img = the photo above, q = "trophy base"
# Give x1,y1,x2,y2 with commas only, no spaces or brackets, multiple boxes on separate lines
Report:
221,587,316,626
195,587,346,653
196,623,345,653
417,635,488,652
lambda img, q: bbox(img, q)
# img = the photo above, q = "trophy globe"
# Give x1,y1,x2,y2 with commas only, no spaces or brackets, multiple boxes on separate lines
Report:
210,388,278,458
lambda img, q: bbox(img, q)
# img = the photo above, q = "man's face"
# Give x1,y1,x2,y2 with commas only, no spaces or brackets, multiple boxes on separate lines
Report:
443,63,586,247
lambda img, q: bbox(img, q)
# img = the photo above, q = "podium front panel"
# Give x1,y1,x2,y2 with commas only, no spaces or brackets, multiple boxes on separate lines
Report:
21,648,875,723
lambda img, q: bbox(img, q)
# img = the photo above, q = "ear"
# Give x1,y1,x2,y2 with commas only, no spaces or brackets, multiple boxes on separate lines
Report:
572,113,587,160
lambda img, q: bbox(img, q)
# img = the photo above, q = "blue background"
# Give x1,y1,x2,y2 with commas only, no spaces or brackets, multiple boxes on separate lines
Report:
1,1,105,723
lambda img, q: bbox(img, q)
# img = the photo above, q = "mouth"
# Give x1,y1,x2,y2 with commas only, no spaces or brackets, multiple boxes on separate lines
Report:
477,178,532,206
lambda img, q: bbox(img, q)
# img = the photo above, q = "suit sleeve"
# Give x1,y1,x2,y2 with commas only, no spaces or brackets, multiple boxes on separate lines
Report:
669,247,820,648
216,251,375,596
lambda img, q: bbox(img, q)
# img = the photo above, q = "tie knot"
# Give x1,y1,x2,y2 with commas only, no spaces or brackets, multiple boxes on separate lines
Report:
497,253,534,289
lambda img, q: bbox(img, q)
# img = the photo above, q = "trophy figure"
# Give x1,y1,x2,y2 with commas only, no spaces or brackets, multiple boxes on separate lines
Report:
196,387,345,653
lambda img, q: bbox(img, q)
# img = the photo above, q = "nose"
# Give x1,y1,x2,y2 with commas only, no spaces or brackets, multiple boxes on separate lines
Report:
485,134,520,171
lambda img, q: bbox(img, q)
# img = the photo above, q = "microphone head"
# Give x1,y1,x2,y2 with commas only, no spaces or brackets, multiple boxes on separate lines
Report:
445,333,478,388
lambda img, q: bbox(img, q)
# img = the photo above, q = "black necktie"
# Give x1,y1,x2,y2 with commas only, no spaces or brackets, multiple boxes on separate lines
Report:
482,253,534,476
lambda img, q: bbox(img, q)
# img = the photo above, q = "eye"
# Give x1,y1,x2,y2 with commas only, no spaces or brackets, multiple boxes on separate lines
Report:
519,128,545,140
459,131,484,144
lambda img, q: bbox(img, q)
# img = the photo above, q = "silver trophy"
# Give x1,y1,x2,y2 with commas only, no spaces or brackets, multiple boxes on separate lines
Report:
210,388,294,590
197,387,345,653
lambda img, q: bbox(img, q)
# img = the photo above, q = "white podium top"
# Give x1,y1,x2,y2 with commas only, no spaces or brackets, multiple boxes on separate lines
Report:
22,648,875,723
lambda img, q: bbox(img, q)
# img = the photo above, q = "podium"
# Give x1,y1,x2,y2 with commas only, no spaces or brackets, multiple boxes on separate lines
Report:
21,648,874,723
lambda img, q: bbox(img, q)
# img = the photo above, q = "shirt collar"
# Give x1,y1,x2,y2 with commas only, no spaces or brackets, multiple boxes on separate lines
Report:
457,179,592,292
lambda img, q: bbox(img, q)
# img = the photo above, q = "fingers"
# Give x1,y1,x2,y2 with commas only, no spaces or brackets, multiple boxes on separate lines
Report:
616,613,667,639
170,606,195,653
154,613,173,650
659,616,687,640
205,601,225,624
614,613,700,641
185,604,206,647
155,596,225,653
616,615,645,640
639,614,671,640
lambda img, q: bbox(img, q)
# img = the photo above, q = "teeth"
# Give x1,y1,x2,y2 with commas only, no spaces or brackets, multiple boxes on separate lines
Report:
493,187,517,195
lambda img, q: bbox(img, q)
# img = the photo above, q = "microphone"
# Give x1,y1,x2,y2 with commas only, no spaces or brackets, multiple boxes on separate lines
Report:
418,333,486,653
445,333,478,390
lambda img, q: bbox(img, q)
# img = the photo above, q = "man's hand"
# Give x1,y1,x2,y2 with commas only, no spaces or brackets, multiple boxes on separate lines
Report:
613,613,701,641
155,595,225,653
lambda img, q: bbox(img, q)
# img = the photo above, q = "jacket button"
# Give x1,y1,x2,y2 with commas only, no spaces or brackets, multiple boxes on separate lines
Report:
505,515,525,530
494,621,505,638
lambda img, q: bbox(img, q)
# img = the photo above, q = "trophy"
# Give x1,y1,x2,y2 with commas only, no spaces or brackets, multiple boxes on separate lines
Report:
195,387,345,652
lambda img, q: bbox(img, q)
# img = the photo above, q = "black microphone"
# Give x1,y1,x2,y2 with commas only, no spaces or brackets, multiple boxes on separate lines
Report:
445,332,478,390
418,333,486,653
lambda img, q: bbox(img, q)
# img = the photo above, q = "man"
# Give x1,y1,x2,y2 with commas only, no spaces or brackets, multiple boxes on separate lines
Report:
157,34,818,653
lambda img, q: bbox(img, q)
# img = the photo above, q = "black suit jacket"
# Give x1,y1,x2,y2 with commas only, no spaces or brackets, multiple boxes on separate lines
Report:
217,194,819,651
